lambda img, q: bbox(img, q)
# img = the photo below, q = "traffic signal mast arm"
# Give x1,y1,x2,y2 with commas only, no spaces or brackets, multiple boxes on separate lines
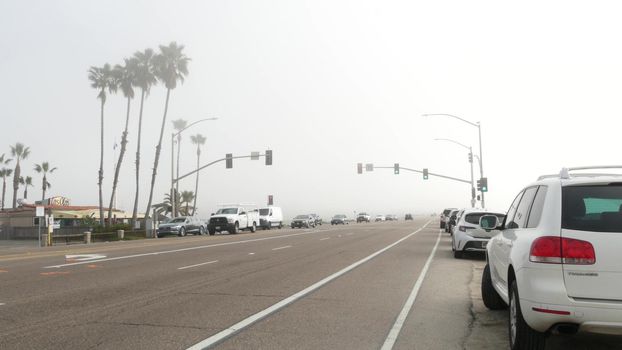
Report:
373,166,471,184
175,152,271,184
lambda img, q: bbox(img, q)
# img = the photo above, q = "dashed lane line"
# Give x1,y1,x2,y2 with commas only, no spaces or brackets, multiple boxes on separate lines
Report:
271,246,292,251
178,260,219,270
44,228,341,269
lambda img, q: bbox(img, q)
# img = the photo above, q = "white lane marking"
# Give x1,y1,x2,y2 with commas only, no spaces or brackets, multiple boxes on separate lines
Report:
338,235,342,238
380,230,441,350
44,228,340,269
65,254,107,261
271,245,291,251
186,221,431,350
320,238,330,241
0,303,5,306
248,253,255,255
178,260,219,270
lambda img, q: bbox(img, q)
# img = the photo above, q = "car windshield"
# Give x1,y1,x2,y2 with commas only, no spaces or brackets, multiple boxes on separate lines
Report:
563,185,622,232
443,209,453,215
259,209,270,215
216,208,238,214
169,218,186,223
294,215,307,219
334,215,345,218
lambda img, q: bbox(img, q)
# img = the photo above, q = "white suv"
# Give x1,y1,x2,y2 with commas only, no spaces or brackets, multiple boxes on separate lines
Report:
451,208,506,258
481,167,622,350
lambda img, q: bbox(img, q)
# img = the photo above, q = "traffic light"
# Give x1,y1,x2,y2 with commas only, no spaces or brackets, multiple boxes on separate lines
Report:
268,195,274,206
394,163,399,175
481,177,488,192
468,153,473,163
357,163,363,174
423,168,429,180
226,153,233,169
265,150,273,166
477,178,482,191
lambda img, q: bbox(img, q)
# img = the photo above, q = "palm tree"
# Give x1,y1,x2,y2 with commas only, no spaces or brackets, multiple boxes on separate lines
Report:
19,176,33,199
10,143,30,208
0,154,12,209
152,189,181,217
107,58,138,225
130,48,158,229
172,118,188,216
89,63,118,226
190,134,206,215
34,162,56,201
144,42,190,220
180,190,195,216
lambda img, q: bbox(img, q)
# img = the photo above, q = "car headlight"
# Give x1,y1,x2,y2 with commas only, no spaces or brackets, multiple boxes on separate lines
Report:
227,218,234,223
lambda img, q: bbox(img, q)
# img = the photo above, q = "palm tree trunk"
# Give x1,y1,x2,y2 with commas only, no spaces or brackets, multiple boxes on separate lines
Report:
1,178,6,209
98,99,105,226
186,202,189,215
192,147,200,216
23,187,27,199
131,89,146,229
108,96,131,225
42,175,47,201
12,161,20,208
145,88,171,220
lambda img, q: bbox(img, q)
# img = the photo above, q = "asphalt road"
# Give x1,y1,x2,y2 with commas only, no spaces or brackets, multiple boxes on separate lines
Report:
0,218,620,349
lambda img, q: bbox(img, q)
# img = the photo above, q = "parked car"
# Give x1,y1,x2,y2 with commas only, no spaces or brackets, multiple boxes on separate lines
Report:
375,215,386,222
440,208,456,229
482,167,622,350
258,206,284,230
291,214,315,229
451,209,506,258
405,213,413,220
207,206,259,234
450,209,466,235
445,209,459,233
357,212,371,223
157,216,205,237
310,214,323,226
385,214,398,221
331,214,349,225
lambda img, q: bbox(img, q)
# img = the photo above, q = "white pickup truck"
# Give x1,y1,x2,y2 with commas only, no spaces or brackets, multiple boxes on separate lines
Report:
207,206,259,235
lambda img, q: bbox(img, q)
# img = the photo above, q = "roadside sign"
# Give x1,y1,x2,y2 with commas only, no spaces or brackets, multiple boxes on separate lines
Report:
35,206,44,217
47,215,55,226
251,151,260,160
268,195,274,206
365,164,374,172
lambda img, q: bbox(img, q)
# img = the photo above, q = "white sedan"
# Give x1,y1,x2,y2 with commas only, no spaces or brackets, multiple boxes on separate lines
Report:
451,209,505,258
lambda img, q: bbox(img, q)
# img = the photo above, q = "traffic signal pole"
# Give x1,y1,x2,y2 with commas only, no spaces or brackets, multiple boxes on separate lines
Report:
174,151,272,185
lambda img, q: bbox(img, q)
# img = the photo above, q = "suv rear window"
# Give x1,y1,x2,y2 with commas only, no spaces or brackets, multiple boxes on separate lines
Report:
443,209,452,215
562,185,622,232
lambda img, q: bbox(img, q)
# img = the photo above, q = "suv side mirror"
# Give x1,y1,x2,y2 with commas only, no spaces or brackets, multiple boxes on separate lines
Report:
479,215,499,231
240,211,246,215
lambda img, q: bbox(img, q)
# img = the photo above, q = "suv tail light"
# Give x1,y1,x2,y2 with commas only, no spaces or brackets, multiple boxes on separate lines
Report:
529,236,595,265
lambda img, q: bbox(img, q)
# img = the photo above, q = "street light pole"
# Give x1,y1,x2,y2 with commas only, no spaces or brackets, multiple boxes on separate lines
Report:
423,113,486,208
170,117,218,217
433,138,476,208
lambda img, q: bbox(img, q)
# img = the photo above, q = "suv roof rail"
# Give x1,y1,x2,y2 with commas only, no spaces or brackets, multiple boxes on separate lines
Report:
538,166,622,180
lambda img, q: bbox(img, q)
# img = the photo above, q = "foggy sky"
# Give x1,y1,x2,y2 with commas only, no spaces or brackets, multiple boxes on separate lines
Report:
2,0,622,219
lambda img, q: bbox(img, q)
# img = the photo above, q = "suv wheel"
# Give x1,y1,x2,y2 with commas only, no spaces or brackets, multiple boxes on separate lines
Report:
250,222,256,233
509,280,546,350
199,226,205,235
481,264,507,310
178,227,186,237
278,222,283,229
453,250,463,259
233,222,240,234
208,228,216,235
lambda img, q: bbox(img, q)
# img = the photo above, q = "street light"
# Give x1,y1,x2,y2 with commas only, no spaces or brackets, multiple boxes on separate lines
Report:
434,138,476,208
423,114,486,208
171,117,219,217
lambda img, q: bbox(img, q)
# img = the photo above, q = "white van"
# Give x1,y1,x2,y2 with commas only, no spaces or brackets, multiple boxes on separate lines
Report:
258,206,284,229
